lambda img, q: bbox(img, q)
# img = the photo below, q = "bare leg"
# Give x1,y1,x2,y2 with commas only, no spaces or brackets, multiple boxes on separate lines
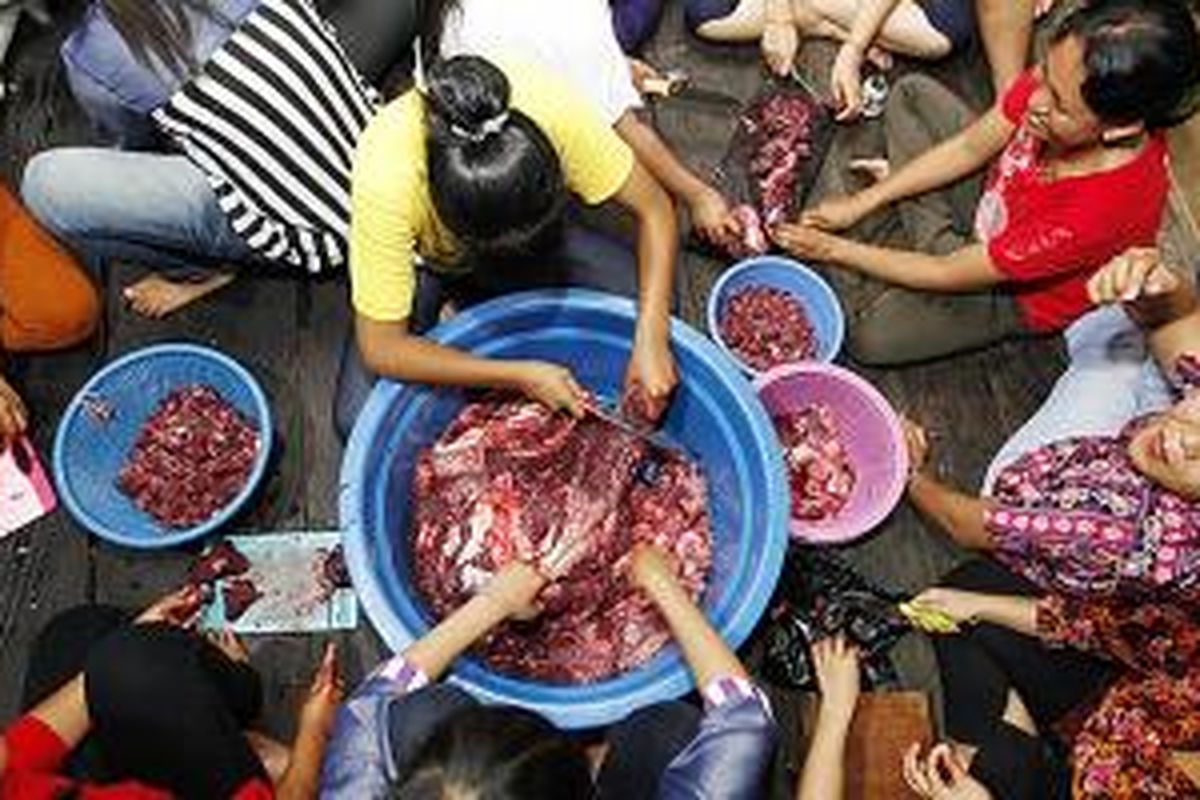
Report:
694,0,767,41
976,0,1035,95
803,0,952,59
123,271,235,318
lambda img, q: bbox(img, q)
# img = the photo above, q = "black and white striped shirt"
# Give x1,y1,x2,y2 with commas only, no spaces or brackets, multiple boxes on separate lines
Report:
153,0,375,273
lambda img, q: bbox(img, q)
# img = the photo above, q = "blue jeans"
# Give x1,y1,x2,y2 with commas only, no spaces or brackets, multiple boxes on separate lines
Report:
21,149,259,277
983,305,1173,492
332,223,649,441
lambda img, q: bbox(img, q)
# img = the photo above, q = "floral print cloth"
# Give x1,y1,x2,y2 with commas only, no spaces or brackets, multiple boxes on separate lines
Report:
1038,595,1200,799
985,355,1200,598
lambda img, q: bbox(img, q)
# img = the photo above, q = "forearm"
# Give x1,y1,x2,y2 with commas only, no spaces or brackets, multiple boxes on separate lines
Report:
403,592,513,681
616,113,711,205
641,573,746,687
825,239,999,291
275,729,326,800
908,472,994,550
28,676,89,751
357,320,522,391
633,189,677,345
969,594,1039,636
796,704,854,800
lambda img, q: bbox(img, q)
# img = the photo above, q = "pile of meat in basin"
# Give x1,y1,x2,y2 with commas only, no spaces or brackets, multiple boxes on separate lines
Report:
118,384,260,529
411,397,713,683
718,286,819,372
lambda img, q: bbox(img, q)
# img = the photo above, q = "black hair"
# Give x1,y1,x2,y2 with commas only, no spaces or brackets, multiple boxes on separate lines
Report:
389,705,593,800
1053,0,1200,130
417,0,459,73
99,0,231,76
424,55,568,264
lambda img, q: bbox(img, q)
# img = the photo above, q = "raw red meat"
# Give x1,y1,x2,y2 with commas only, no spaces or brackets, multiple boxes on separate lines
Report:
222,577,263,622
741,92,820,226
773,404,856,520
320,544,352,591
722,204,770,258
118,385,260,529
189,539,251,585
719,286,819,371
411,397,712,683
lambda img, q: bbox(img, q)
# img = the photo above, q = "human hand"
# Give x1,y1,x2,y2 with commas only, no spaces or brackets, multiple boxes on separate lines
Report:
0,375,28,441
625,332,677,422
689,187,741,245
135,584,206,628
206,628,251,664
512,361,587,418
1087,247,1186,305
770,222,843,262
799,193,874,232
903,743,993,799
629,58,669,96
907,587,986,631
812,635,861,720
484,560,547,618
761,20,799,76
831,44,865,121
901,416,930,476
297,642,343,742
629,543,679,593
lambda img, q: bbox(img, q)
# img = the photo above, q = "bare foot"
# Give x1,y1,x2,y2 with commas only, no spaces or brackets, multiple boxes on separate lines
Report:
123,272,235,318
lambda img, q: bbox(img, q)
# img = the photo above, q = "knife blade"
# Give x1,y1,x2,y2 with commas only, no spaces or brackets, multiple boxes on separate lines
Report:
584,402,688,457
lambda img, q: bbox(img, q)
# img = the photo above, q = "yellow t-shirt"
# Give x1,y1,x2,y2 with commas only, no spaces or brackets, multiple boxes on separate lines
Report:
349,59,635,322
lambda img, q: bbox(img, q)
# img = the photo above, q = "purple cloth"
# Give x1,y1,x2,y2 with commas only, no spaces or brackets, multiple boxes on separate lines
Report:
611,0,665,53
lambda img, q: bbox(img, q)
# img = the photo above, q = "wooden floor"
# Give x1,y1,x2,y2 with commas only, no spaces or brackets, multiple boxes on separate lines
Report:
0,3,1187,796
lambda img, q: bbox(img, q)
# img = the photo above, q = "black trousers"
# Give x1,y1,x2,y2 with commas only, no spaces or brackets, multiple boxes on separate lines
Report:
933,560,1116,800
21,606,266,800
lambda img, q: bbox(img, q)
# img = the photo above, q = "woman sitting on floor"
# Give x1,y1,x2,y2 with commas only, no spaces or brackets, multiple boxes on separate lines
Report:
333,54,678,438
0,586,340,799
907,556,1200,799
319,545,776,799
427,0,741,246
21,0,416,318
904,247,1200,601
0,183,99,440
771,0,1200,365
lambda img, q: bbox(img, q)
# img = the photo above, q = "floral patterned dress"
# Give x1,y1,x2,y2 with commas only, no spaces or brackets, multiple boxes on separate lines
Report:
1037,595,1200,799
984,356,1200,598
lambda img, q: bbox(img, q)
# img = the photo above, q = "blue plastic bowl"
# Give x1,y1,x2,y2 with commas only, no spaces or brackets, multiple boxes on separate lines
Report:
341,289,789,729
707,255,846,377
53,343,273,549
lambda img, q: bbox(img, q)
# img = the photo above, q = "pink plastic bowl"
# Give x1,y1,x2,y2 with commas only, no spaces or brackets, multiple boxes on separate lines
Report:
754,363,908,544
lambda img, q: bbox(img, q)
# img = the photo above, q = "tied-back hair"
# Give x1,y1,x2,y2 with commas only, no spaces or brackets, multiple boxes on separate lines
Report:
1054,0,1200,130
99,0,232,76
389,705,593,800
424,55,568,265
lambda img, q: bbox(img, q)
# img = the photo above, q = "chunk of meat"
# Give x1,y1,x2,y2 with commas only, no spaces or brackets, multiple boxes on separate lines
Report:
773,404,856,520
411,396,713,683
189,539,251,585
118,384,260,529
719,286,819,371
222,577,262,622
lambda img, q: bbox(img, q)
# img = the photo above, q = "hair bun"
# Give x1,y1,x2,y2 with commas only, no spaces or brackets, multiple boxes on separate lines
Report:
425,56,512,145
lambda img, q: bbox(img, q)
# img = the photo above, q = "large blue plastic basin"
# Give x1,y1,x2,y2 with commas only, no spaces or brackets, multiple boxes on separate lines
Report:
340,289,789,728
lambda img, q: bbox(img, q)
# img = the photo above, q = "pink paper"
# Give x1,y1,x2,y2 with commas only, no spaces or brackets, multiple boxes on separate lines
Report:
0,436,56,537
